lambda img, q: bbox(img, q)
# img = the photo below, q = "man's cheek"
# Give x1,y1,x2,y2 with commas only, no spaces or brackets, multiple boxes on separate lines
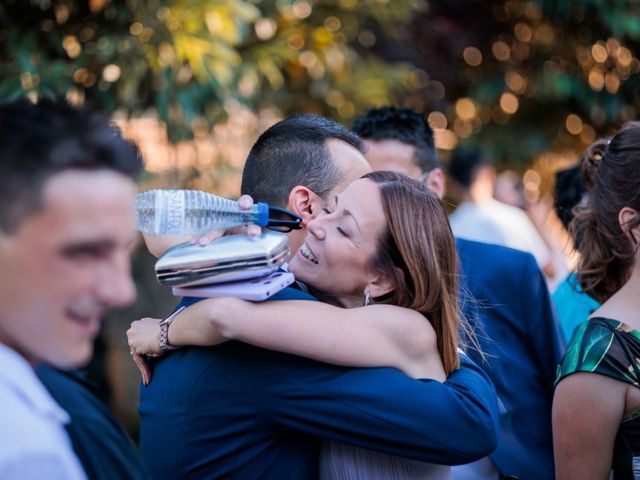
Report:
50,261,98,293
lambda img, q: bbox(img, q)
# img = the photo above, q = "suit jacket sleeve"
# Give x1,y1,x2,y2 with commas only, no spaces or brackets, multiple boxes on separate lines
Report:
520,255,565,400
256,353,498,465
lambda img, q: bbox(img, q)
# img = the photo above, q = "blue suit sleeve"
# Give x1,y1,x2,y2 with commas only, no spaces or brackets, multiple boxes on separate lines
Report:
256,353,498,465
520,256,564,399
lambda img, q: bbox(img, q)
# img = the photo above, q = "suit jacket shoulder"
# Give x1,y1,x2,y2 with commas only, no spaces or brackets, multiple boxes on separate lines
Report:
454,237,562,480
37,366,146,480
456,237,534,279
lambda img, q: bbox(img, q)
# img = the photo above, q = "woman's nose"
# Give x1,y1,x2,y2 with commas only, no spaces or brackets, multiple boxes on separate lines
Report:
307,217,326,240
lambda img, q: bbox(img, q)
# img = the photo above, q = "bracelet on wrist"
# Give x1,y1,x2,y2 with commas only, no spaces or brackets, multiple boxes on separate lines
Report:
159,322,177,353
158,306,186,354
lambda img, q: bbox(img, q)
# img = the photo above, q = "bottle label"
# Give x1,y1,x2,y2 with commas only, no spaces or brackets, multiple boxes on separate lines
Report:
160,190,186,234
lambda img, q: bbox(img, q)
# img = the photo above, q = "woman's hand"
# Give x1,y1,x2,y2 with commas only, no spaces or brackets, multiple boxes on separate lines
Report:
125,298,241,384
127,317,163,385
190,194,261,246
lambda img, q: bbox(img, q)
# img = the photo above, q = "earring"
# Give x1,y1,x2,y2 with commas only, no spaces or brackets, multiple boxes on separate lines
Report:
364,290,372,307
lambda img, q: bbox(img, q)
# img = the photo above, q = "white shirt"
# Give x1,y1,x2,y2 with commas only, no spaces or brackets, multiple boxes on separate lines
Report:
0,344,86,480
450,199,551,268
451,458,499,480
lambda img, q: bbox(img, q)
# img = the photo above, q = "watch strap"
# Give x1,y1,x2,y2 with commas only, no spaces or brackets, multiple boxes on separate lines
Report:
158,306,186,353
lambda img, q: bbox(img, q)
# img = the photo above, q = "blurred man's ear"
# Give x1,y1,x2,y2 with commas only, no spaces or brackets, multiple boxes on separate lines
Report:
287,185,321,227
422,167,446,199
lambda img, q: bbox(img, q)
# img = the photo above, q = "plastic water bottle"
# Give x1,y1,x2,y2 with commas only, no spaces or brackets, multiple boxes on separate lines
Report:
136,189,269,235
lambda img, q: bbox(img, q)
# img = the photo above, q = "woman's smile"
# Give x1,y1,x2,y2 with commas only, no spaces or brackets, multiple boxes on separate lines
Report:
288,179,386,308
299,243,319,264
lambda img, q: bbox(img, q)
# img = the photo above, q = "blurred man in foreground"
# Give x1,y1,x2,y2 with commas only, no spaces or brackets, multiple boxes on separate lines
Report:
0,99,143,478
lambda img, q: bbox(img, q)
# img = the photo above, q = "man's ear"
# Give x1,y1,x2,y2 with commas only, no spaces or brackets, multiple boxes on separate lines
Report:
288,186,321,227
423,167,446,199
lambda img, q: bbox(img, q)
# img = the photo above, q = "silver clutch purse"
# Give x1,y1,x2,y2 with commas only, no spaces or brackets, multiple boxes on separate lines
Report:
155,232,289,287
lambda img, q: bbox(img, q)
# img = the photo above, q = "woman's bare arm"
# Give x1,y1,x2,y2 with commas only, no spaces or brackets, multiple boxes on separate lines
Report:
142,233,191,258
553,372,626,479
129,297,442,379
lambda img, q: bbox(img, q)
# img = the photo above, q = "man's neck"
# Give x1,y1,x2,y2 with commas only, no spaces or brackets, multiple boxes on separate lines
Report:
469,183,494,204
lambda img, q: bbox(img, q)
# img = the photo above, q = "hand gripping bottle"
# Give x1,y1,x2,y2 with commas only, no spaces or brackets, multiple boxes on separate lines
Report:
135,189,270,235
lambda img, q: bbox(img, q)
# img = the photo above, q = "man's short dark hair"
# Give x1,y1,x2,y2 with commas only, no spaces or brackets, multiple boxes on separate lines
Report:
241,114,364,206
0,98,143,232
352,107,438,173
448,148,487,189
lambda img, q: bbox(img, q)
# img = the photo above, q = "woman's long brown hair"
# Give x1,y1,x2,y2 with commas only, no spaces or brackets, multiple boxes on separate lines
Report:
572,123,640,303
364,171,461,375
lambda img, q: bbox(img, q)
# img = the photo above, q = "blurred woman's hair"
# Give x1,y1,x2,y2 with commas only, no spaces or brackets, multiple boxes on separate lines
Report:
572,122,640,303
363,171,463,375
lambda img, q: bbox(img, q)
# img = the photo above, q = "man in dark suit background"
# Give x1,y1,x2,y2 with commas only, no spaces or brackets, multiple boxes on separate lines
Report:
138,114,499,479
352,107,564,480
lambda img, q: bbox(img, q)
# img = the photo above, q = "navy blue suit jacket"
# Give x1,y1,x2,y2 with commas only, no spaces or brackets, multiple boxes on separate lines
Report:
37,366,146,480
456,238,564,480
139,287,498,479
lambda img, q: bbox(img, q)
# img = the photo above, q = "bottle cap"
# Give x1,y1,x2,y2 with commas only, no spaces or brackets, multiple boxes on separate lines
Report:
255,202,269,227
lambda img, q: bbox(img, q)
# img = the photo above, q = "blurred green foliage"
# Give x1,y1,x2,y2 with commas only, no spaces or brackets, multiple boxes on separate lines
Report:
396,1,640,163
0,0,422,142
1,0,639,162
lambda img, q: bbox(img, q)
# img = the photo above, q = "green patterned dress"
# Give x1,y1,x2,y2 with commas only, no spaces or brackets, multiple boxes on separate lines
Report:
556,317,640,479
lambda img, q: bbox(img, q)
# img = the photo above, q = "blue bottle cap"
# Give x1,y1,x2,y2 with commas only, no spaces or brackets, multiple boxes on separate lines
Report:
255,202,269,227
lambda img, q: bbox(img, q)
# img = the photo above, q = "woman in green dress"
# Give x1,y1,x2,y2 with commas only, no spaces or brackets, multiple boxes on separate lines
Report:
554,124,640,479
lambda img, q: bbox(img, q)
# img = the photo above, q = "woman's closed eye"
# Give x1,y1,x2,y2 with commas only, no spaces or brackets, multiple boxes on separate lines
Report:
321,207,350,237
322,209,350,236
336,226,350,238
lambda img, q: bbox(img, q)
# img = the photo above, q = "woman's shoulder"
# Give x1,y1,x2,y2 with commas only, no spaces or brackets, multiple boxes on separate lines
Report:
366,304,434,330
366,305,438,353
557,317,640,386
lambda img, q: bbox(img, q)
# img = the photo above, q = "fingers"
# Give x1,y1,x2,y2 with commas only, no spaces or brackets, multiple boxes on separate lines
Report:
246,224,261,237
237,195,254,209
191,229,224,246
186,194,257,247
235,196,260,235
192,223,262,244
132,353,152,386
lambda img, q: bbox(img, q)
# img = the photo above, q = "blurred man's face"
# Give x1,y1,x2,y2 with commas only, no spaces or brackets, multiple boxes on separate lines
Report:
363,139,422,178
363,138,446,198
0,170,137,368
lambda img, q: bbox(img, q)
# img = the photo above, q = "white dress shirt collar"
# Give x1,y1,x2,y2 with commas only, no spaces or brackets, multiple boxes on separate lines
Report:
0,343,69,425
